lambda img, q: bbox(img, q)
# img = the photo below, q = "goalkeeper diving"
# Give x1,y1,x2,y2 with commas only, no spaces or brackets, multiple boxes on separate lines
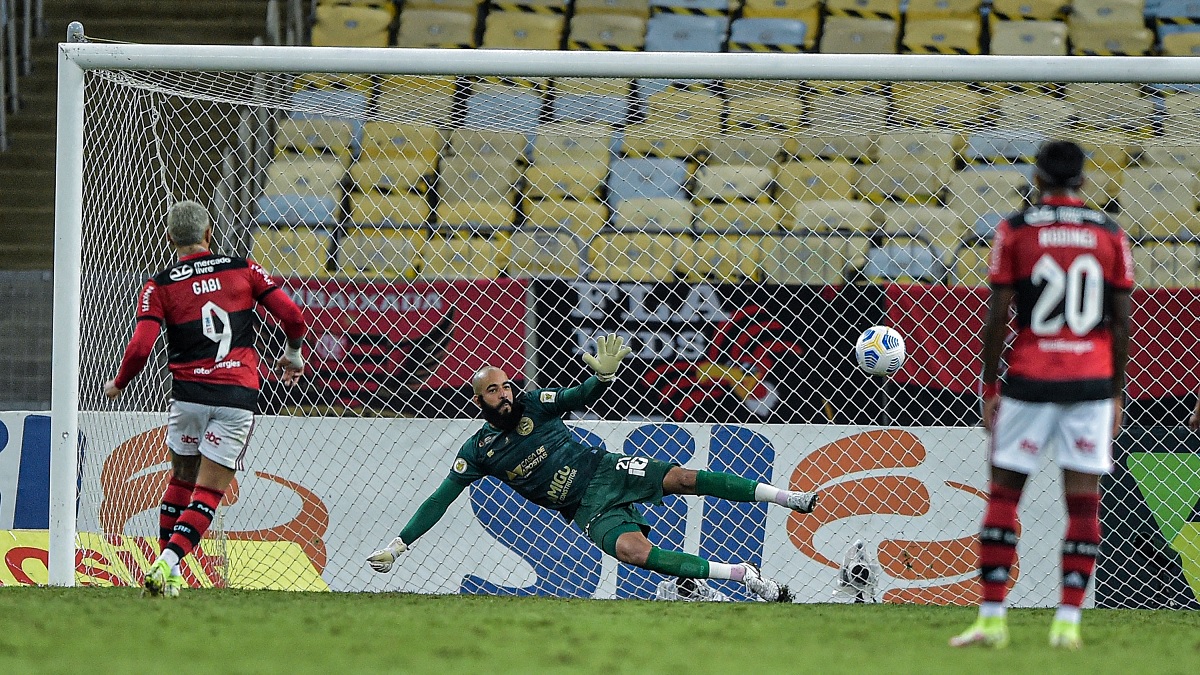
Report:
368,334,819,601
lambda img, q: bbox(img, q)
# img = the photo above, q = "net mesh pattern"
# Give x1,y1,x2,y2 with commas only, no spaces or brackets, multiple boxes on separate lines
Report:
72,63,1200,607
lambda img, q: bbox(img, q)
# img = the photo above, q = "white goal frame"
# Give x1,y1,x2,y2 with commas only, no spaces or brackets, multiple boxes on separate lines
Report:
50,21,1200,586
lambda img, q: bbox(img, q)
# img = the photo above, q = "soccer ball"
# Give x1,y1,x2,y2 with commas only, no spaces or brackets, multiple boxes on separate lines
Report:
854,326,906,377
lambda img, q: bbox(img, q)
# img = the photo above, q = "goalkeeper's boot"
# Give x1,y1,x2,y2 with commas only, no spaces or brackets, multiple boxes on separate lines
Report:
949,616,1009,649
142,558,170,598
786,490,818,514
1048,619,1082,650
742,563,792,603
164,570,186,599
675,578,729,602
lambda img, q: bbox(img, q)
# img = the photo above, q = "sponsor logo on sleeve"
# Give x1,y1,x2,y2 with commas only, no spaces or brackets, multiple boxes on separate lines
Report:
453,458,468,474
540,391,557,404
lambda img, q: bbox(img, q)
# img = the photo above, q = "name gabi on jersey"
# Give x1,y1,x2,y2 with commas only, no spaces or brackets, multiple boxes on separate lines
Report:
547,466,577,504
1025,205,1106,227
505,445,548,481
1038,227,1098,249
192,278,222,295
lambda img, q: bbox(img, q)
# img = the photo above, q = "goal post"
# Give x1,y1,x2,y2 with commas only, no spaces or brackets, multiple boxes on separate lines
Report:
49,27,1200,607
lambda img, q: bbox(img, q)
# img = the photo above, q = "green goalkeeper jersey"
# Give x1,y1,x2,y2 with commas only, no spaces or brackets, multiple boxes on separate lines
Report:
446,376,609,514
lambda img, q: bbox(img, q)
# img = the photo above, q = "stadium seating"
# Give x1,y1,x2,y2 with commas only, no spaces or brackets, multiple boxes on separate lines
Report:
1119,167,1200,240
1132,242,1191,288
506,227,585,278
574,0,652,15
949,244,990,287
727,18,808,52
989,20,1068,55
436,197,518,230
905,0,981,20
819,16,899,53
806,92,888,134
644,87,723,130
275,118,355,163
787,133,877,162
1069,22,1155,56
825,0,901,19
877,203,963,245
862,234,947,283
726,95,803,133
396,8,478,48
892,82,987,129
1160,26,1200,55
685,234,764,283
901,18,983,54
350,154,437,194
445,128,529,164
774,160,860,208
251,226,333,278
620,125,706,159
482,11,567,49
1137,144,1200,171
990,0,1068,21
568,14,648,50
341,226,427,280
705,134,784,166
588,231,686,282
350,189,433,226
993,92,1074,134
419,232,510,280
857,160,953,204
525,197,610,241
787,198,877,232
551,78,632,126
613,196,694,231
948,167,1031,220
695,201,783,233
405,0,484,9
607,157,690,204
693,164,774,202
650,0,735,14
1067,83,1156,135
740,0,821,19
311,1,395,47
644,14,729,52
258,154,345,226
464,84,544,132
876,132,965,167
527,123,612,200
759,232,869,285
289,88,368,151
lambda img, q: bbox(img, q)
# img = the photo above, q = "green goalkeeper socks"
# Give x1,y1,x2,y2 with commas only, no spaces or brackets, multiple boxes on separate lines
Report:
645,546,710,578
695,470,758,502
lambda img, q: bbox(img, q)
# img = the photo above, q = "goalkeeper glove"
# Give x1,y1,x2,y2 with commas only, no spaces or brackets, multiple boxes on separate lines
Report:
582,334,632,382
367,537,408,573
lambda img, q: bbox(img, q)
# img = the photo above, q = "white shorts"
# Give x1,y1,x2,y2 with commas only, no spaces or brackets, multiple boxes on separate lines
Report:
990,396,1114,476
166,400,255,471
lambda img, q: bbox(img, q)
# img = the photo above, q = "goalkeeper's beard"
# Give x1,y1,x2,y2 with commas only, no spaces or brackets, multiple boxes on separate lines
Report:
481,398,525,431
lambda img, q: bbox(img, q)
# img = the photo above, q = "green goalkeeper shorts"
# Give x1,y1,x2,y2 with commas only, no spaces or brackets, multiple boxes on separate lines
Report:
572,451,676,558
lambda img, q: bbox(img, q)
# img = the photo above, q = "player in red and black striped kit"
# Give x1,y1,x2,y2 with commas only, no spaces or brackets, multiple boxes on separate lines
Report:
951,141,1133,650
104,200,308,598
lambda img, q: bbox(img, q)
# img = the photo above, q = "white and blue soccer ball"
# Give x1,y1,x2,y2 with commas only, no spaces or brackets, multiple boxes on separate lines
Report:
854,326,906,377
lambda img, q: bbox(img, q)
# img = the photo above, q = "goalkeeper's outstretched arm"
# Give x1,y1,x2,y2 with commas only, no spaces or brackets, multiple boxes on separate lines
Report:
368,477,467,572
546,333,632,413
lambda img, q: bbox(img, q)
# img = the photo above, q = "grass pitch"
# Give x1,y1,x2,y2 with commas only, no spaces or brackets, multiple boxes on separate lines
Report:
0,587,1196,674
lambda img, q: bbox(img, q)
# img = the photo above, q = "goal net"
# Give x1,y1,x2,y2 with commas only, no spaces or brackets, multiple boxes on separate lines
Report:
56,42,1200,608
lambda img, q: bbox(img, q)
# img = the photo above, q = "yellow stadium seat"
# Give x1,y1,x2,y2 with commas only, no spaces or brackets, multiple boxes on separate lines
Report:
378,75,458,96
525,198,609,242
588,232,685,282
1161,30,1200,56
397,8,478,48
438,155,521,205
875,131,965,166
1132,243,1180,289
993,92,1074,133
1175,242,1200,288
350,189,432,226
693,164,774,202
901,18,983,54
614,197,694,232
483,12,566,50
374,91,455,126
1080,164,1123,212
892,82,987,129
292,73,374,95
276,118,354,160
1135,145,1200,172
949,244,991,287
436,198,517,230
878,203,963,241
526,160,609,200
341,227,426,280
446,129,529,165
740,0,820,18
989,20,1067,55
349,155,437,194
705,135,785,165
825,0,901,19
405,0,484,10
948,167,1031,218
568,14,647,49
696,201,783,234
420,233,510,280
806,92,888,133
553,78,632,97
573,0,652,15
857,161,953,204
1071,0,1145,25
1069,22,1154,55
507,227,584,278
311,2,395,47
361,122,444,162
533,123,612,162
724,79,800,99
685,234,765,283
990,0,1067,21
1164,92,1200,130
1067,83,1155,134
760,232,869,284
251,227,332,278
726,96,803,133
773,160,859,208
620,124,706,159
819,17,899,53
788,198,878,232
1119,167,1200,240
905,0,980,20
263,155,346,197
645,88,724,131
786,133,877,162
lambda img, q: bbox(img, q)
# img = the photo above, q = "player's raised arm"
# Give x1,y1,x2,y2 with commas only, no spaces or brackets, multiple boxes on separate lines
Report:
367,476,468,573
253,263,308,386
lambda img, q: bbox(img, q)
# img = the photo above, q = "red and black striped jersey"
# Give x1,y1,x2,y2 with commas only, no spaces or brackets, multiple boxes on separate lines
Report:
988,195,1135,402
135,252,280,410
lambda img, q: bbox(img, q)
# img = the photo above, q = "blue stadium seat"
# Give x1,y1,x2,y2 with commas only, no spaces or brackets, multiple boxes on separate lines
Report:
551,79,632,126
464,86,544,132
728,18,806,51
645,14,729,51
289,88,367,154
607,157,690,204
